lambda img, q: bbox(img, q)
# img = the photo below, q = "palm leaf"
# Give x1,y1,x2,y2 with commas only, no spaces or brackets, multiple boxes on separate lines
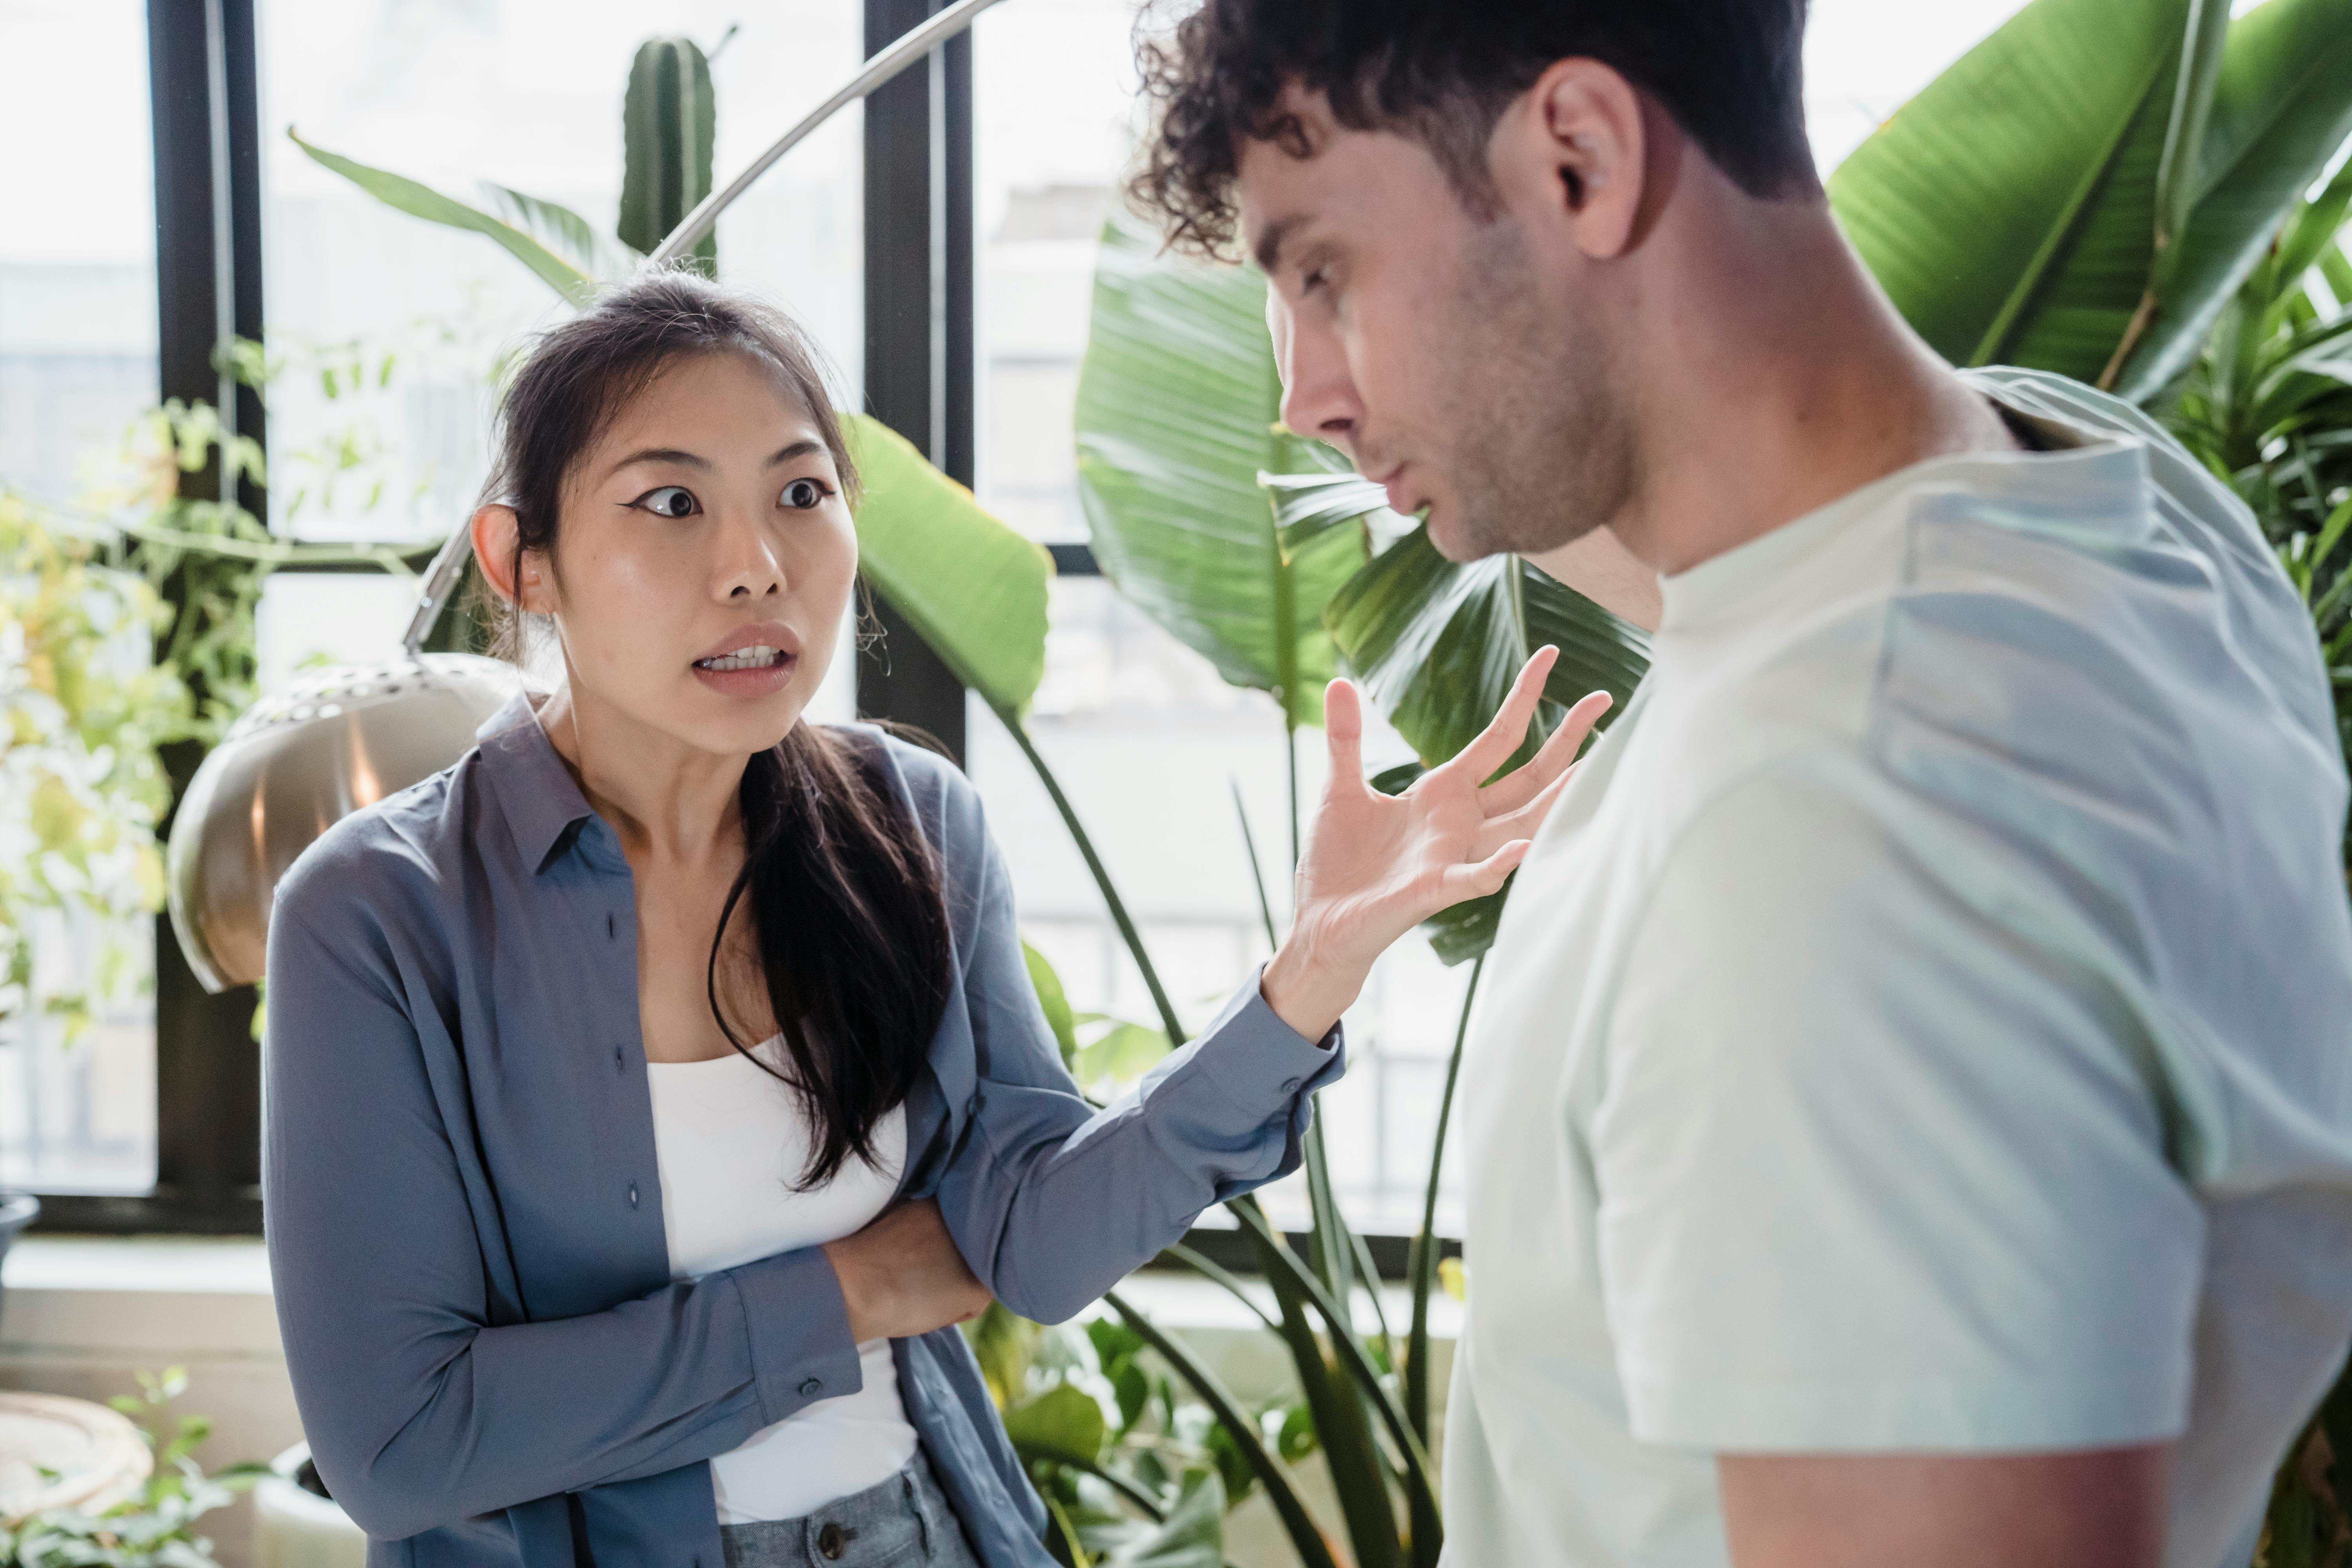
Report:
1074,211,1365,726
843,414,1051,718
287,130,596,305
2115,0,2352,398
1828,0,2352,400
478,183,643,282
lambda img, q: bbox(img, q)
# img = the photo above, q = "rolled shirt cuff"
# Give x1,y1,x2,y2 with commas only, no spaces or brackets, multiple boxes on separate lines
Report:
726,1244,868,1426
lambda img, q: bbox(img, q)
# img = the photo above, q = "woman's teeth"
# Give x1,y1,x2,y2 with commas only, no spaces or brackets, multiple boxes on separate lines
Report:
696,646,787,672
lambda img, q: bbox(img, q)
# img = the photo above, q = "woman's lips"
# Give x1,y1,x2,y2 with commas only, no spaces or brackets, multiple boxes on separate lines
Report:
690,652,797,697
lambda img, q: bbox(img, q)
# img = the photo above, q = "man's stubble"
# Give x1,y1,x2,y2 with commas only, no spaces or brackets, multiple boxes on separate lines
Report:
1426,215,1640,563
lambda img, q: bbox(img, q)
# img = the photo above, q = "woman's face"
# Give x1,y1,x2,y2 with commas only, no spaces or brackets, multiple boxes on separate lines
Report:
531,350,858,759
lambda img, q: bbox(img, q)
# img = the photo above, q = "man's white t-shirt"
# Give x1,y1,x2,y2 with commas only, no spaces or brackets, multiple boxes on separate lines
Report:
1441,369,2352,1568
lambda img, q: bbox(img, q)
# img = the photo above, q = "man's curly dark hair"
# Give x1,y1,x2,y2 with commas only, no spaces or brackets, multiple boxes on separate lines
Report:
1129,0,1818,258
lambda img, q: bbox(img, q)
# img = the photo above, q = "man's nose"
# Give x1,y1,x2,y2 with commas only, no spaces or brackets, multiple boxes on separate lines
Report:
1270,296,1359,454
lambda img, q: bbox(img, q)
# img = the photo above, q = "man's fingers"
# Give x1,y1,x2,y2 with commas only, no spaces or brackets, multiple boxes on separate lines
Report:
1475,766,1577,858
1448,646,1561,782
1324,677,1369,798
1480,689,1613,813
1439,838,1534,902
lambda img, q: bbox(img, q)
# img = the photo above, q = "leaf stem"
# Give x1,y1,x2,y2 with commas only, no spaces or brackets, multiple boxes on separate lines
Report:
993,702,1186,1045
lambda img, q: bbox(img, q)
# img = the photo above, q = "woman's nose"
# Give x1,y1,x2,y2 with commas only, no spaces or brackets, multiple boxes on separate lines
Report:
714,507,786,599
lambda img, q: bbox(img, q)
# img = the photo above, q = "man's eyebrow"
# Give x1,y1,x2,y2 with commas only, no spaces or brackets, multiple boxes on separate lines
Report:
1252,214,1306,276
767,439,824,466
606,446,709,477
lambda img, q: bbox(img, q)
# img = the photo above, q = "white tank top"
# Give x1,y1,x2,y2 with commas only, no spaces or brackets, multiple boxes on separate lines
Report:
645,1037,918,1523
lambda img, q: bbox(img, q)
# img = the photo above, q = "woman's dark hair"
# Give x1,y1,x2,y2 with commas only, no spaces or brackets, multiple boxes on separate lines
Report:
1131,0,1818,258
479,268,952,1187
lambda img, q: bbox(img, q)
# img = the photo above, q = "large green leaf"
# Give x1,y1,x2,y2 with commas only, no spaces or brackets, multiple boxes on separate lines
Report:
1829,0,2352,400
2116,0,2352,398
843,414,1051,718
479,183,642,283
1323,520,1650,769
1828,0,2186,380
1074,211,1365,727
1001,1383,1106,1469
288,130,596,305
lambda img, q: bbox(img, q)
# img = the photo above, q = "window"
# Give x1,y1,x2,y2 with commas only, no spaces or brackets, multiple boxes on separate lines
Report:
4,0,2041,1233
0,0,160,1194
254,0,866,697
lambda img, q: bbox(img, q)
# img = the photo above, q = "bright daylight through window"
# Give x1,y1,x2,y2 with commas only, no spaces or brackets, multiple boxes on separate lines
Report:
0,0,2038,1223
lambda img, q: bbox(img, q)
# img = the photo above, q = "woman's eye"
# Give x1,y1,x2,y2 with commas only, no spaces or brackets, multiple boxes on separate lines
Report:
782,477,831,510
635,485,698,519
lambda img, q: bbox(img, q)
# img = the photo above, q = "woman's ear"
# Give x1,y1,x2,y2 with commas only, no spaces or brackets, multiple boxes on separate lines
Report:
469,503,553,615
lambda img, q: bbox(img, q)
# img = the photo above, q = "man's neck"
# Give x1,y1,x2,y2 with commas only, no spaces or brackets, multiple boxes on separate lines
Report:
1606,200,2018,580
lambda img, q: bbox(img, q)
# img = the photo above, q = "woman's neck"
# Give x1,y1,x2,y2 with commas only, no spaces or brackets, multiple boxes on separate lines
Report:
533,682,750,865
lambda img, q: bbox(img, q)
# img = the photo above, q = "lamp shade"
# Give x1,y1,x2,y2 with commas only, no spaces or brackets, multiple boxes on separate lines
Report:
165,654,522,992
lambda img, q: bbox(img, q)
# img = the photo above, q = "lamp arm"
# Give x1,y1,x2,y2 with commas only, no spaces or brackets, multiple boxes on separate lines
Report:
651,0,1011,267
401,0,1014,655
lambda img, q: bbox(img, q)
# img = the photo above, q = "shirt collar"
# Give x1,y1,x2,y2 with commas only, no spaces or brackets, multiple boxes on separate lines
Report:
1655,383,2151,633
474,690,601,874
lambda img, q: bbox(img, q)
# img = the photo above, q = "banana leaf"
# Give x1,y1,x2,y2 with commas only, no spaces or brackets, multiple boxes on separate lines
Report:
843,414,1052,719
1828,0,2352,401
1074,211,1365,727
2124,0,2352,398
288,130,596,305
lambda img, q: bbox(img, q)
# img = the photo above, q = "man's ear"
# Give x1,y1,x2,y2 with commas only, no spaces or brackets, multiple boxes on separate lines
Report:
469,503,552,616
1497,58,1648,261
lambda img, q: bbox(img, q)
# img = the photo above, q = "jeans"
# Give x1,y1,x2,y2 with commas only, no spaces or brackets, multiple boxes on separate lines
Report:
717,1450,983,1568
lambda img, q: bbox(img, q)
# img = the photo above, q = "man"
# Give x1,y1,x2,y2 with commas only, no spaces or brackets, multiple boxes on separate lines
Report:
1131,4,2352,1566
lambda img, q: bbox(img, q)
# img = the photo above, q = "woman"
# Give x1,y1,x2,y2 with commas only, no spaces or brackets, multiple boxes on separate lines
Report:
263,271,1604,1568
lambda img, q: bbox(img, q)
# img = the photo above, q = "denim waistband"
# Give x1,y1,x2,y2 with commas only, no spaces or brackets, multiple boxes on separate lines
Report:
716,1448,979,1568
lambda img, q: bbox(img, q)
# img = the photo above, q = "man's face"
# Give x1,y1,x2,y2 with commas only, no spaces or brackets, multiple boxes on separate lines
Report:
1238,94,1636,561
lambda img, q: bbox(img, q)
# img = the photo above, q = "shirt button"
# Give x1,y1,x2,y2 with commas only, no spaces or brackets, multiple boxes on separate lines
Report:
606,912,616,940
1280,1077,1303,1094
627,1183,639,1209
798,1376,823,1397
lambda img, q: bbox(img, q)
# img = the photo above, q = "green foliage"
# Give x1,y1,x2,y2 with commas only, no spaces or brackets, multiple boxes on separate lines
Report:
0,495,188,1032
842,414,1053,718
619,37,717,273
1826,0,2352,399
287,131,600,304
2,1371,266,1568
2157,158,2352,812
964,1301,1230,1568
1074,212,1365,729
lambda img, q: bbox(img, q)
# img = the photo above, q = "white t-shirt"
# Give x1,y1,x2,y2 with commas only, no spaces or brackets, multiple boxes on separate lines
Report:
646,1038,917,1523
1440,369,2352,1568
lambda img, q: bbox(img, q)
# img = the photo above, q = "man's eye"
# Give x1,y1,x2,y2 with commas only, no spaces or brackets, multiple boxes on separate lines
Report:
782,477,832,510
635,485,698,519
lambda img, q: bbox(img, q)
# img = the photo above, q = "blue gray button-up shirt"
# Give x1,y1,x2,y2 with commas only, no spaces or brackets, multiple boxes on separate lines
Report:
262,693,1343,1568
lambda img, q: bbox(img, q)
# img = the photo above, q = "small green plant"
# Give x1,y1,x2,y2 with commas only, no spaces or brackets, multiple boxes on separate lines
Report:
0,1369,267,1568
0,493,189,1036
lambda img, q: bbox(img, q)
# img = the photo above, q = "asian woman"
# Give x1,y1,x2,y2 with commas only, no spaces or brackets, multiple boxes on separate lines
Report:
261,269,1605,1568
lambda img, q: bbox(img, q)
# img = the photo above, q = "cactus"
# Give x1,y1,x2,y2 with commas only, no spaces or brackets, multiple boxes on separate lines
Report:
619,37,716,274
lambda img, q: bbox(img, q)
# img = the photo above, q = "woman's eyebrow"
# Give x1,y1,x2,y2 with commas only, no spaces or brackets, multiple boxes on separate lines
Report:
767,439,824,466
605,446,708,477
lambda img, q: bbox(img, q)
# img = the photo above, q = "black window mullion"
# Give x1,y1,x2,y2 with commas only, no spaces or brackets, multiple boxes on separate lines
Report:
34,0,273,1236
858,0,975,762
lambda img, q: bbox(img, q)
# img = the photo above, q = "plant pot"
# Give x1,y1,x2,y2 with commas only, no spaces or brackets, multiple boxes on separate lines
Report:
0,1192,38,1330
254,1443,367,1568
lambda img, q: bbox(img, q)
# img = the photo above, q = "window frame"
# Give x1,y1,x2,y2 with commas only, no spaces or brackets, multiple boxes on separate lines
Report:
32,0,1443,1278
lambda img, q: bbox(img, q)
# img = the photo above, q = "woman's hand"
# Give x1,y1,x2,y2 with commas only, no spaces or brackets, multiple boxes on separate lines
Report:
821,1199,992,1342
1259,646,1612,1041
